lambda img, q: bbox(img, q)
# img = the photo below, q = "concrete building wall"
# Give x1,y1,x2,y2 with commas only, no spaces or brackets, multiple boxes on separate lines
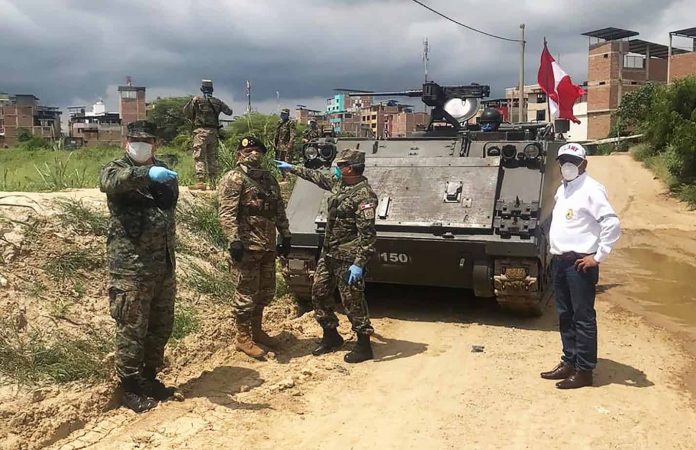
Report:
567,101,588,141
391,112,429,137
0,96,61,147
670,52,696,81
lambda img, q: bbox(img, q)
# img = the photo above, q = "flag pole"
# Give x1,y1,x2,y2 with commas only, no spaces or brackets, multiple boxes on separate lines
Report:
519,24,526,123
544,37,552,129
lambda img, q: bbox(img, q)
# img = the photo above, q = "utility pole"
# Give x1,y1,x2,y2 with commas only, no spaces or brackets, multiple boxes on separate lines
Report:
246,80,252,114
276,91,280,114
423,37,429,83
518,24,526,123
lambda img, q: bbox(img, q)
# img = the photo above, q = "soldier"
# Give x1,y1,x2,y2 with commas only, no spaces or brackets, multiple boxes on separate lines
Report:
183,79,233,190
478,107,502,132
276,149,378,363
273,108,296,176
302,119,321,143
100,120,179,412
218,136,292,359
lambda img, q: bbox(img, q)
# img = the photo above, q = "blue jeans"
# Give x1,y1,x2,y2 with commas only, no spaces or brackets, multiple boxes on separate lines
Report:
552,256,599,371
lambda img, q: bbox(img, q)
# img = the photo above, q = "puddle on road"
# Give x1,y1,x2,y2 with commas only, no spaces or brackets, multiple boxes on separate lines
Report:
614,247,696,330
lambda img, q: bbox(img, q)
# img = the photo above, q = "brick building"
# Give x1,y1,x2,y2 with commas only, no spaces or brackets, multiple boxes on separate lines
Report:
118,80,146,143
668,28,696,82
67,100,121,147
582,27,694,139
0,94,61,148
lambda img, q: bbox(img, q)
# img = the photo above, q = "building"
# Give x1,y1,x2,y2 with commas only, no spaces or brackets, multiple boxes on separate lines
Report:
0,94,61,148
67,100,121,147
505,84,552,123
118,79,146,143
668,28,696,82
581,27,694,139
389,111,429,137
326,91,373,136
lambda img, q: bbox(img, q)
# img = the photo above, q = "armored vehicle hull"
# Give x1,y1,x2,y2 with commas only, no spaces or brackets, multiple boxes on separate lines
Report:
283,129,563,315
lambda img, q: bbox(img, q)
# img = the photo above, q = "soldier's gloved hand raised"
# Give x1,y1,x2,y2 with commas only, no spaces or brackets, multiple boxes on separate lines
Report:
347,264,363,285
148,166,178,183
277,236,292,258
275,160,293,171
229,240,244,262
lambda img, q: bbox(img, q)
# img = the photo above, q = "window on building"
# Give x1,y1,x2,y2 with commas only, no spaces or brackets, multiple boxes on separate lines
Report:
623,54,645,69
345,113,352,118
599,81,606,86
536,110,546,121
603,54,608,59
121,90,136,99
535,93,546,103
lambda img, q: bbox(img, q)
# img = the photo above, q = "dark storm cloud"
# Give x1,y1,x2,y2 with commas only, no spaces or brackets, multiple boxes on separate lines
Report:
1,0,694,113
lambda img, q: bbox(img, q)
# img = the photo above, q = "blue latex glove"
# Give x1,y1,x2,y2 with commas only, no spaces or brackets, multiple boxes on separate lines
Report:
347,264,363,285
275,160,293,171
148,166,178,183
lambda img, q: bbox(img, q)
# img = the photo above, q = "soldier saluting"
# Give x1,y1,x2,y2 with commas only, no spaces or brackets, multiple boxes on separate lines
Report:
218,136,292,359
276,150,378,363
183,79,233,190
100,120,179,412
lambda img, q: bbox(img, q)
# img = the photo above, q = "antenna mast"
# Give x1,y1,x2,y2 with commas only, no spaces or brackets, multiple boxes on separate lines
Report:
246,80,252,114
422,37,430,83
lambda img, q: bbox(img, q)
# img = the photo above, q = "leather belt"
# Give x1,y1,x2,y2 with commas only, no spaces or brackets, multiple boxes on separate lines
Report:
556,252,594,261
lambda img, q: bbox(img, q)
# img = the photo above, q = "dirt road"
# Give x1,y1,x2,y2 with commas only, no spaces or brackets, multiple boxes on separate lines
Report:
43,154,696,449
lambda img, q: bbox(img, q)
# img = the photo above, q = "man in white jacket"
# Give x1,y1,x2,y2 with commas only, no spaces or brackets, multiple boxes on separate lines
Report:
541,143,621,389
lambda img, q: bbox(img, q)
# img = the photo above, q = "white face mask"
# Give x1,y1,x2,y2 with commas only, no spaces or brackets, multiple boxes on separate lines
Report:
560,162,580,181
127,142,153,164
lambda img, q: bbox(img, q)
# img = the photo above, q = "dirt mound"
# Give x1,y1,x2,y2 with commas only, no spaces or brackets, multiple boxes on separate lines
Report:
0,191,306,449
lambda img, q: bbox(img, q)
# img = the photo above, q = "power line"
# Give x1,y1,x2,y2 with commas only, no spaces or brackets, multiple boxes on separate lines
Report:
409,0,523,43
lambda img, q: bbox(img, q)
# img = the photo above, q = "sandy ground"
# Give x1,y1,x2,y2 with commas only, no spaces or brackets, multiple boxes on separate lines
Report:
5,153,696,449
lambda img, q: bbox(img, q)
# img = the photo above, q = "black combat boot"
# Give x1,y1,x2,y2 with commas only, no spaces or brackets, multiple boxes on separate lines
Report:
143,366,176,401
344,334,373,364
121,375,157,413
312,327,344,356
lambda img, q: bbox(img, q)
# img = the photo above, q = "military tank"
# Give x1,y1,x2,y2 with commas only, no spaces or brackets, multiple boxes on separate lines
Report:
281,81,565,315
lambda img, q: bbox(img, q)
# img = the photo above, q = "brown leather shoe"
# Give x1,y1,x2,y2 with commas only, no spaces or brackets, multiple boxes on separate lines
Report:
251,307,279,348
556,370,593,389
540,362,575,380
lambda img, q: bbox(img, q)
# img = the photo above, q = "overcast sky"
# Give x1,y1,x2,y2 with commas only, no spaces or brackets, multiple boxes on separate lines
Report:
2,0,695,117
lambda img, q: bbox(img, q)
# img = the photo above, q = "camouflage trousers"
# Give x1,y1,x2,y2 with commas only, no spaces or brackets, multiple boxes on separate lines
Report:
192,127,220,183
312,255,373,335
108,270,176,380
232,250,276,322
276,145,295,164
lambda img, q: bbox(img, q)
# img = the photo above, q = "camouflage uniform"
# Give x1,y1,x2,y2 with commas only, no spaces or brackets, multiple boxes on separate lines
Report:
274,109,296,162
218,139,291,323
289,150,378,335
183,86,233,184
302,127,321,142
100,150,179,381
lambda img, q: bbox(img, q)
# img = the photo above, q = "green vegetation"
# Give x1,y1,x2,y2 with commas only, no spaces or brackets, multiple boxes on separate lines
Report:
183,260,236,302
177,197,227,249
148,96,193,143
171,306,200,342
0,319,112,385
56,199,109,236
615,76,696,207
43,247,103,284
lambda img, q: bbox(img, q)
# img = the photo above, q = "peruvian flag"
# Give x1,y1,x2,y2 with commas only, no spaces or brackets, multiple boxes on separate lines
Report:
537,42,584,124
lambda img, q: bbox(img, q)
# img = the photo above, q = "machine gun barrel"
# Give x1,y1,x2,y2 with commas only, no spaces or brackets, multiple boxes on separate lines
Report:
349,90,423,97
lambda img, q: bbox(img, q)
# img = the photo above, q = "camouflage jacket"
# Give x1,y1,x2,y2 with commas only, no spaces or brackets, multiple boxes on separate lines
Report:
183,96,233,129
100,156,179,276
218,164,291,252
274,120,296,150
289,167,377,267
302,128,321,141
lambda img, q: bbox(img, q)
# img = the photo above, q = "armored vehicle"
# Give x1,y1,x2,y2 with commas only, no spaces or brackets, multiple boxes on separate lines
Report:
282,81,565,315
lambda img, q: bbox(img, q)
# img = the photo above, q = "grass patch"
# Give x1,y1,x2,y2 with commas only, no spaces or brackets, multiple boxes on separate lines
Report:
43,248,103,283
171,306,200,342
0,146,194,192
183,261,235,302
0,320,112,385
56,199,109,236
177,197,227,249
631,144,696,208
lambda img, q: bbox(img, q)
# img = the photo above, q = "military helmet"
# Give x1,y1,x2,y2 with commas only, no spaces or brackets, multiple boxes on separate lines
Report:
201,79,214,92
335,149,365,165
237,135,267,154
127,120,158,139
479,107,502,124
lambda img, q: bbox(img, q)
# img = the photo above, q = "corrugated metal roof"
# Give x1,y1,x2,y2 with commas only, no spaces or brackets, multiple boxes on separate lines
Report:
581,27,639,41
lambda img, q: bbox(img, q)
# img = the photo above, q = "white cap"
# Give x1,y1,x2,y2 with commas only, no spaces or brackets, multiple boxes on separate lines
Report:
557,143,586,160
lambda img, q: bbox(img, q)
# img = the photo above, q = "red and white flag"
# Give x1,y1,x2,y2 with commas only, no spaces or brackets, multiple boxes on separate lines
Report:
537,42,584,124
